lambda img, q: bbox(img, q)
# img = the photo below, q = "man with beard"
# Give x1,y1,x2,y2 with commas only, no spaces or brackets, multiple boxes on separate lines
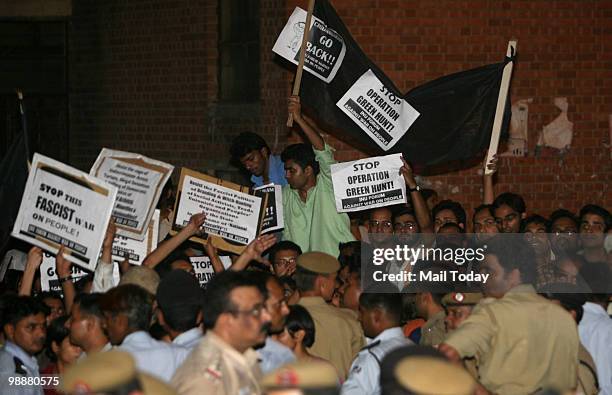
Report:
493,192,526,233
251,272,296,374
172,271,272,395
0,296,48,395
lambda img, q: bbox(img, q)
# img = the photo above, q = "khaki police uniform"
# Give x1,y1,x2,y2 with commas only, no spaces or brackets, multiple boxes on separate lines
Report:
260,360,338,393
171,331,262,395
295,252,365,381
578,343,599,395
444,284,579,395
393,355,475,395
419,310,446,346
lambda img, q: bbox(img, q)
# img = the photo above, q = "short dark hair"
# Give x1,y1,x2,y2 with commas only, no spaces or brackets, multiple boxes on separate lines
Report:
548,209,579,232
285,304,316,347
155,252,192,279
484,235,536,284
579,204,611,232
269,241,302,264
493,192,526,214
359,288,403,325
74,293,104,320
201,271,260,329
46,315,70,361
99,285,153,331
229,132,270,162
2,296,48,327
37,292,62,305
162,304,202,333
438,222,464,234
294,266,321,292
473,204,495,222
520,214,548,233
281,143,320,176
432,200,466,227
392,207,417,221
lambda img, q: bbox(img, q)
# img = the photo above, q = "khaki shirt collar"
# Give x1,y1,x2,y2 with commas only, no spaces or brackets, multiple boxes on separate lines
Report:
298,296,327,306
206,331,259,368
506,283,536,295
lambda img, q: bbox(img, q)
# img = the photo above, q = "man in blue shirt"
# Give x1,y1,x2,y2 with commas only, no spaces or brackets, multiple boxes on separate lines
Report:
230,132,287,187
0,296,48,395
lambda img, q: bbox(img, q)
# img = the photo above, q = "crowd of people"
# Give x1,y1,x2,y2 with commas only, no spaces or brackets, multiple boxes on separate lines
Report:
0,96,610,395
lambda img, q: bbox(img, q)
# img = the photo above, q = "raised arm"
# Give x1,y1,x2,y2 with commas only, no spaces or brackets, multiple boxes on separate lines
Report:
483,155,497,205
288,95,324,150
143,212,206,268
229,234,277,272
204,242,226,273
400,157,433,234
18,247,43,296
56,246,76,314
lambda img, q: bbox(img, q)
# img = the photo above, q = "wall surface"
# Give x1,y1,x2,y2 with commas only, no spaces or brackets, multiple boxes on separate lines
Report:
69,0,611,222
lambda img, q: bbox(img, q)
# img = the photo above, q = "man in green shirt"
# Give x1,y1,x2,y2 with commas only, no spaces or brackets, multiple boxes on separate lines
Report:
281,95,355,257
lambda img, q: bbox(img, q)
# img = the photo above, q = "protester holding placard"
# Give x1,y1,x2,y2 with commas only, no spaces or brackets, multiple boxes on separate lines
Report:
230,132,288,187
282,95,355,257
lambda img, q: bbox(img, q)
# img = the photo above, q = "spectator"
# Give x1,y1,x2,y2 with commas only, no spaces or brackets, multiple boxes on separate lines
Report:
99,284,189,382
432,200,466,233
171,271,271,395
548,209,580,256
493,192,526,233
472,204,499,244
276,305,332,366
41,316,81,395
66,293,110,356
578,204,612,265
521,214,556,288
269,241,302,278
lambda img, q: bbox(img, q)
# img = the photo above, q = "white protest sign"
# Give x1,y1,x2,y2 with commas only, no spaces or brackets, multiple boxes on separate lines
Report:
189,255,232,288
174,169,262,246
90,149,173,241
331,154,407,212
337,69,420,151
253,184,284,234
273,7,346,83
40,251,88,292
12,154,117,271
112,209,160,265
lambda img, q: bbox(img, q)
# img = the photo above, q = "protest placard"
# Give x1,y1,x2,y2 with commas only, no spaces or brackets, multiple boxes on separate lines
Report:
253,184,284,234
111,209,160,265
273,7,346,83
90,149,173,241
189,255,232,288
40,251,120,292
173,168,265,254
336,69,420,151
11,154,117,271
331,153,407,212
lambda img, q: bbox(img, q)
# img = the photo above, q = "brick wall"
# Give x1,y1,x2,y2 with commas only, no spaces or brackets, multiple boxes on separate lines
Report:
70,0,611,222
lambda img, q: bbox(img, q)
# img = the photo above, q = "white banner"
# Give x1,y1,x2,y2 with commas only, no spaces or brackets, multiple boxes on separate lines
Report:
331,154,407,212
174,174,262,245
337,69,420,151
189,255,232,288
90,148,173,241
12,154,117,271
40,252,120,292
253,184,284,234
272,7,346,83
112,209,160,265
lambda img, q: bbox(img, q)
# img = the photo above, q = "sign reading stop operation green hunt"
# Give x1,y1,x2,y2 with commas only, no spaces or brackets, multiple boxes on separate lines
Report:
331,153,407,213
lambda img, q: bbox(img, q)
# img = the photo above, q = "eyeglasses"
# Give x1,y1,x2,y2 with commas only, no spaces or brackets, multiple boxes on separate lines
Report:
394,221,417,231
276,257,297,266
553,230,576,236
369,220,392,229
228,303,266,319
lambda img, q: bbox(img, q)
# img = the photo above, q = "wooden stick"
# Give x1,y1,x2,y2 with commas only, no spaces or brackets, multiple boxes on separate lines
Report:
287,0,316,128
484,40,517,175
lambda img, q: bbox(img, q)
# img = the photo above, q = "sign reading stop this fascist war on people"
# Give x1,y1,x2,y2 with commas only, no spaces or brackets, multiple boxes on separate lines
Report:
173,168,263,247
189,255,232,288
90,149,173,241
11,154,117,271
111,209,160,266
337,69,420,151
273,7,347,83
331,154,407,213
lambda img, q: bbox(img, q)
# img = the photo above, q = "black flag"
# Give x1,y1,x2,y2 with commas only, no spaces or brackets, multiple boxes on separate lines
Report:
283,0,511,174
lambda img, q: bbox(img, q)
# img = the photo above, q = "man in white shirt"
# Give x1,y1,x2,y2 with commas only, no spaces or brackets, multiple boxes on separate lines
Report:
156,270,204,350
100,284,189,382
67,293,112,358
579,292,612,395
342,285,412,395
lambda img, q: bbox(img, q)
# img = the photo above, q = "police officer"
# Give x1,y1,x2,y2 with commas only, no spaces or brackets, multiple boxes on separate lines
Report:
341,284,412,395
261,360,339,395
295,252,364,380
0,296,47,395
442,292,484,332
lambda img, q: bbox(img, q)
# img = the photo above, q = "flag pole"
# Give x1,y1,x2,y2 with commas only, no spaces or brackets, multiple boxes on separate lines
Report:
287,0,316,128
484,40,517,175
